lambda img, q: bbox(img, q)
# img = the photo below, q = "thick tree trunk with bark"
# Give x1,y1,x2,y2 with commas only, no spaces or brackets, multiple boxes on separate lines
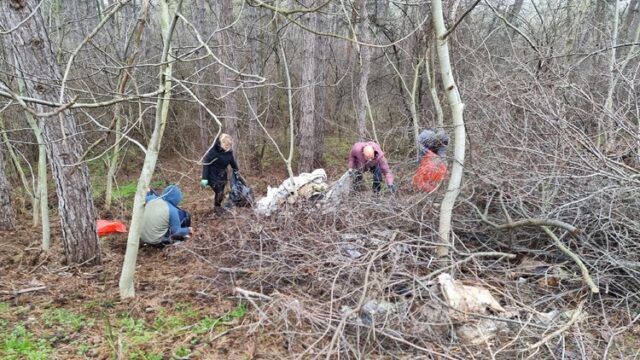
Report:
0,142,15,231
247,2,261,168
1,0,100,264
355,0,372,141
298,0,317,173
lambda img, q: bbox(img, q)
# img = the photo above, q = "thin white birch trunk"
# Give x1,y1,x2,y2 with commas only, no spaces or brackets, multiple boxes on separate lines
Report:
105,111,122,209
410,60,424,160
432,0,466,257
14,68,46,233
21,106,51,250
281,45,297,184
35,130,49,250
119,0,181,299
600,0,620,150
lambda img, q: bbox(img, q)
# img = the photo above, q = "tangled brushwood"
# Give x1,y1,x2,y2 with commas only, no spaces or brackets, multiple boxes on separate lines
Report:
185,175,639,359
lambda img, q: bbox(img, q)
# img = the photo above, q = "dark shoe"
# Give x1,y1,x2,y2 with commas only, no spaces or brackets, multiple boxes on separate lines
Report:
214,207,227,217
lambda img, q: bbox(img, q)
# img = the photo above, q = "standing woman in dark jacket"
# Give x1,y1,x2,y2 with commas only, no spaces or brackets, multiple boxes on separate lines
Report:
200,133,239,214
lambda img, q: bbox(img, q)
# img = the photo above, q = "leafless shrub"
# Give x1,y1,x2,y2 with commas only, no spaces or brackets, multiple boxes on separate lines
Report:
179,186,640,358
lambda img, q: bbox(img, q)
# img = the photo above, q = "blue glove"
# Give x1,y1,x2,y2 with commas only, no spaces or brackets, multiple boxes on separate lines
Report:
200,179,208,188
388,184,397,193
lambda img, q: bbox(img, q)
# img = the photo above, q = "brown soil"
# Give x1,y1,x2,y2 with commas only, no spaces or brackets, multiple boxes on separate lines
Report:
0,165,291,359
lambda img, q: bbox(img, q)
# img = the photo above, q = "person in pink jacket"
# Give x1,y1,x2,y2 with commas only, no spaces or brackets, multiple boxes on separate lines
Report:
348,141,396,193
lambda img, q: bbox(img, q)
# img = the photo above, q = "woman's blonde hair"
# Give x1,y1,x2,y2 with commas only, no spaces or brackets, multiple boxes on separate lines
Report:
219,133,233,151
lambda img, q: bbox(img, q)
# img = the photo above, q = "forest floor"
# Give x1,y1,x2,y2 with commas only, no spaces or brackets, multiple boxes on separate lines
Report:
0,158,297,360
2,155,640,359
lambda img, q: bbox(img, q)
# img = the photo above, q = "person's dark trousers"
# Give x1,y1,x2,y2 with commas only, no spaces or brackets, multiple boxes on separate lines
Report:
371,165,382,192
353,165,383,193
177,208,191,228
211,182,226,208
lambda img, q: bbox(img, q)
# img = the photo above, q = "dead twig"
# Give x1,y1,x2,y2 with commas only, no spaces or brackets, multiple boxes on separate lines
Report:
526,300,585,351
0,285,47,296
541,227,599,293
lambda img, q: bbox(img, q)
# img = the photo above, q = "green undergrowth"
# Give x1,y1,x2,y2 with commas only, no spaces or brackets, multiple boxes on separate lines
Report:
111,180,165,200
0,300,247,359
256,134,355,175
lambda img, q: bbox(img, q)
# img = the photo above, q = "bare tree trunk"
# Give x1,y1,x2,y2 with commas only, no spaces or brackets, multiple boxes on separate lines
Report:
34,127,50,250
119,0,182,299
314,8,328,168
507,0,525,23
600,0,621,150
448,0,463,23
282,46,297,184
625,0,640,40
194,0,211,152
247,2,261,168
12,64,51,249
410,59,424,160
14,68,48,236
21,103,51,250
355,0,374,141
216,0,240,152
432,0,466,257
1,0,100,265
0,141,15,231
298,0,317,173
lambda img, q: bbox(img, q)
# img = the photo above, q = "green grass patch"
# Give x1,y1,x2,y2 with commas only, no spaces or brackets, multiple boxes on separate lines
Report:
174,303,200,319
1,324,53,360
153,314,186,332
117,315,154,345
129,350,164,360
43,308,91,332
75,343,91,356
84,299,115,310
0,302,10,313
323,136,357,169
113,180,164,200
192,302,247,335
173,345,191,358
227,302,248,320
0,301,249,359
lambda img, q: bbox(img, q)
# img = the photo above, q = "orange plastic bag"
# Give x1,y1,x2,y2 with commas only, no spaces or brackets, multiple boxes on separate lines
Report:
96,219,128,237
412,150,448,192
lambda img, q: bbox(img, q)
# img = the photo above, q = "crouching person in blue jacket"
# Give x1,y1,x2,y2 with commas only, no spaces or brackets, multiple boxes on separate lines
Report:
140,185,193,246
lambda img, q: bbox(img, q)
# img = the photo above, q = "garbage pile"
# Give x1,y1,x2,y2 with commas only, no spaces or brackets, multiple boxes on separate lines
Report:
254,169,328,216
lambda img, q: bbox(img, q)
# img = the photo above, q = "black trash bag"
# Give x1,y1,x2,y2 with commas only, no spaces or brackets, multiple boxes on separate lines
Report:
229,171,254,207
